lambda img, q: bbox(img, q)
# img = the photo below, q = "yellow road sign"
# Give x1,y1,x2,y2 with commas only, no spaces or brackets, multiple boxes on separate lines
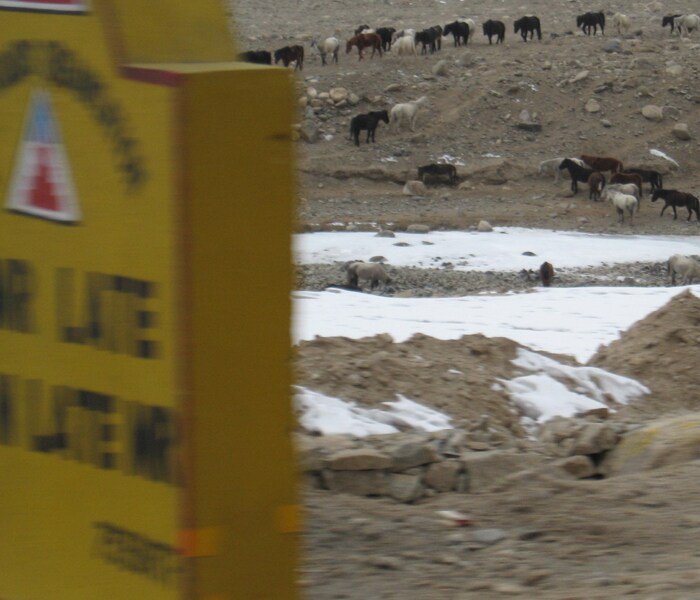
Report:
0,2,299,598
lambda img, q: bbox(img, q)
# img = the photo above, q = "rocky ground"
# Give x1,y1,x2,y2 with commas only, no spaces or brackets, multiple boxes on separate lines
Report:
229,1,700,597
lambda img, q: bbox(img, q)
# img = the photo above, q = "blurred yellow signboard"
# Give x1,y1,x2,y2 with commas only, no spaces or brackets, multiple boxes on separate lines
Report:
0,1,299,598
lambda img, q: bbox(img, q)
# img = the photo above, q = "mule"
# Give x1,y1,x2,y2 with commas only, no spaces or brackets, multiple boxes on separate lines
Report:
443,21,470,46
482,19,506,44
349,110,389,146
651,189,700,221
576,12,605,35
274,45,304,70
346,33,383,60
514,16,541,41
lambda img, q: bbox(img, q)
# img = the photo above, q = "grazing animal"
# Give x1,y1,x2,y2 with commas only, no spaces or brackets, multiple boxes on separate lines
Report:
344,261,391,290
349,110,389,146
610,172,643,198
417,163,458,186
431,25,443,50
580,154,623,174
390,96,429,132
539,262,554,287
346,33,383,60
677,14,700,36
443,20,470,46
606,183,640,201
539,157,570,182
603,188,638,224
611,13,630,35
625,168,663,193
576,12,605,36
482,19,506,44
274,45,304,70
558,158,594,193
651,189,700,221
376,27,397,51
239,50,272,65
587,172,606,202
667,254,700,285
514,16,542,41
393,28,416,42
662,15,682,33
461,19,477,41
354,24,371,35
310,37,340,65
395,34,417,56
415,27,439,54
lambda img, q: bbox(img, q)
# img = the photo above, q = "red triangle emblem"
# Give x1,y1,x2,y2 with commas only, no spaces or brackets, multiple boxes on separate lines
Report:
6,90,81,223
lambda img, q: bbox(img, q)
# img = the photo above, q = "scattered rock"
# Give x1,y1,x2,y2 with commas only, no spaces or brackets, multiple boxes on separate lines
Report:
402,180,428,196
641,105,663,121
672,122,691,140
477,220,493,232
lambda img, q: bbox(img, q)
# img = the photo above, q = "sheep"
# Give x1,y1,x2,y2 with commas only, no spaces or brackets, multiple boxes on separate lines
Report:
587,172,606,202
540,261,554,287
310,37,340,65
603,187,638,224
343,261,391,290
390,96,429,132
611,13,630,35
667,254,700,285
394,34,417,56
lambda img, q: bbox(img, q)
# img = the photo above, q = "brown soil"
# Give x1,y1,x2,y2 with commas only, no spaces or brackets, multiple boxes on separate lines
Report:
230,0,700,597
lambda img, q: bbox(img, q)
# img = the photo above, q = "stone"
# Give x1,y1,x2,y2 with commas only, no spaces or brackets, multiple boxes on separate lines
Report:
672,123,691,140
325,449,392,471
641,105,663,121
348,93,360,106
471,528,508,545
570,423,618,456
375,230,396,238
432,59,450,76
322,469,389,496
571,70,589,83
424,460,461,492
601,414,700,476
406,223,430,234
666,64,683,76
603,39,622,53
390,440,439,471
328,87,348,102
389,473,424,502
306,86,318,98
477,220,493,232
461,450,541,492
585,98,600,113
553,455,596,478
299,120,320,143
384,83,402,92
403,180,428,196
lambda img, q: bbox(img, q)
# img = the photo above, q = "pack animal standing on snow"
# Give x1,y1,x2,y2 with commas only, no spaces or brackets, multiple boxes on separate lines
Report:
539,262,554,287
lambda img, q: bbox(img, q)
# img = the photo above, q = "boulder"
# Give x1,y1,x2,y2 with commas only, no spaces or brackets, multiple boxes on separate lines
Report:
477,220,493,232
403,180,428,196
325,449,392,471
432,59,450,76
641,105,663,121
322,469,389,496
672,123,691,140
461,450,542,492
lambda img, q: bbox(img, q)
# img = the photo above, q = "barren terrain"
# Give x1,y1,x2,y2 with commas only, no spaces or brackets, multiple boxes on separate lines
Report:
230,1,700,598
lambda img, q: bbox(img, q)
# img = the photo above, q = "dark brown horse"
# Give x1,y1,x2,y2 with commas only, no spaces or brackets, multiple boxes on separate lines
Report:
274,45,304,70
346,33,383,60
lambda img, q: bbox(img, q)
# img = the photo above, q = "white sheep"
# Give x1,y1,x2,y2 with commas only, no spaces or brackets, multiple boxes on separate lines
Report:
390,96,429,132
611,13,630,35
394,34,417,56
344,261,391,290
311,36,340,65
667,254,700,285
603,188,638,224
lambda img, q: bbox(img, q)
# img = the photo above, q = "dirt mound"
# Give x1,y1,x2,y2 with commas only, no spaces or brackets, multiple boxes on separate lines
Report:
295,332,579,437
590,290,700,418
